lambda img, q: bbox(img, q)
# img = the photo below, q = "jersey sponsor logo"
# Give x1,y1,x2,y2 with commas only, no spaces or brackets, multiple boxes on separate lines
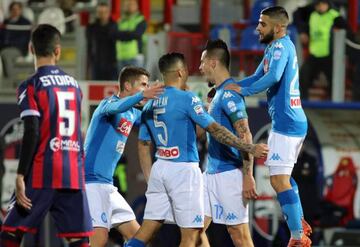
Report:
39,75,79,88
269,153,282,161
194,105,204,115
192,215,203,223
263,58,269,73
290,96,302,108
18,89,27,105
49,137,80,152
156,146,180,159
191,96,201,105
274,42,284,49
117,118,133,137
223,91,234,99
273,50,282,60
116,140,125,154
226,212,238,221
227,101,237,112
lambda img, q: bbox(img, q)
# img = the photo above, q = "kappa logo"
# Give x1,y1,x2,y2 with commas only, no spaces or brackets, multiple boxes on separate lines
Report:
274,42,284,49
226,213,238,221
269,153,282,161
191,96,201,105
192,215,203,223
223,91,234,99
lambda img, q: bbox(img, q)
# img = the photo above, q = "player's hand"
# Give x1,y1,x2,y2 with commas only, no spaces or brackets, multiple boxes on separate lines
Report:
15,174,32,210
242,175,258,206
143,83,164,99
250,143,269,158
224,83,241,94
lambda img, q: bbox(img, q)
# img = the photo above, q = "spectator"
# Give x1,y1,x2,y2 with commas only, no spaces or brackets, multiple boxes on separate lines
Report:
299,0,344,100
0,2,31,56
86,2,117,80
114,0,147,70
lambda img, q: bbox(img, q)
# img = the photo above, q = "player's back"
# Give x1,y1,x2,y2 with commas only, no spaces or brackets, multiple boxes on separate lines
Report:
266,35,307,137
141,86,213,162
17,65,83,189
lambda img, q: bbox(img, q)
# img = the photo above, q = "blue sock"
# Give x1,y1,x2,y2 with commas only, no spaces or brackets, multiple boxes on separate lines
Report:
125,238,146,247
278,189,303,239
290,177,304,219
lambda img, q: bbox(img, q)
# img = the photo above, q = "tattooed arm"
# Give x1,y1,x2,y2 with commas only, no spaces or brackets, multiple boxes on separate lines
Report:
233,119,258,201
205,122,268,158
138,140,153,182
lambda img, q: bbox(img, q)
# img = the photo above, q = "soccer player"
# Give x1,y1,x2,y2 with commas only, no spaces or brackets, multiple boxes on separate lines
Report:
0,24,92,247
224,6,312,247
84,66,163,247
125,53,268,247
198,39,257,247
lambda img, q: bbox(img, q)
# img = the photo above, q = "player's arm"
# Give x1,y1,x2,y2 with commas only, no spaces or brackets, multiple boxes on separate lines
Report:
237,57,265,87
206,122,267,158
101,85,163,115
138,116,153,182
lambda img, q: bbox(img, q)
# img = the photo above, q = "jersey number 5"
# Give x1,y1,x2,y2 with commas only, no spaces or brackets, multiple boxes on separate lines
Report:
56,91,75,137
154,108,168,146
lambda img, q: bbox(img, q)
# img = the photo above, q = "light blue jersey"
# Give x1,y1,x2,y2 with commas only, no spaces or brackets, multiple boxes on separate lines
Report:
238,35,307,137
139,86,215,162
85,92,143,184
207,78,248,174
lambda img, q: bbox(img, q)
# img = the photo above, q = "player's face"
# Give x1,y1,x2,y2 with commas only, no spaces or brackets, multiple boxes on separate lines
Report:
199,51,215,84
131,74,149,105
256,14,275,44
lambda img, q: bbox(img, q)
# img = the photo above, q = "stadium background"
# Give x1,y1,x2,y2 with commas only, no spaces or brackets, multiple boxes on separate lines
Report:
1,0,360,246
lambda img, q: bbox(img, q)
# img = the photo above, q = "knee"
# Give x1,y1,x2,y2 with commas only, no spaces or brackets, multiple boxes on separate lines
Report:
270,176,291,193
227,226,253,247
89,233,108,247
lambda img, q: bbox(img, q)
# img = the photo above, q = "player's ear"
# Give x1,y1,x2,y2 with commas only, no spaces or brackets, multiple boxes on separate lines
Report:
29,42,34,55
124,81,132,91
54,45,61,61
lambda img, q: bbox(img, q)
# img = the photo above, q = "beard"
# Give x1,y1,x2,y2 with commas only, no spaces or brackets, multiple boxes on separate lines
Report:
260,30,275,44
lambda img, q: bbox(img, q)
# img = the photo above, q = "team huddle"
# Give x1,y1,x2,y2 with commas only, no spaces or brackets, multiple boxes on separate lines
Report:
0,6,312,247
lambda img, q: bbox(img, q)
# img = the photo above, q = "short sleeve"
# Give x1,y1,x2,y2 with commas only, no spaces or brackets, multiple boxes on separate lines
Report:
220,90,248,123
186,93,215,129
17,81,40,119
138,111,151,141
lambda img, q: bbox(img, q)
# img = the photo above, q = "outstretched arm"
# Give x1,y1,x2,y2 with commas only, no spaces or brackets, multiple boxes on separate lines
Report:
205,122,268,158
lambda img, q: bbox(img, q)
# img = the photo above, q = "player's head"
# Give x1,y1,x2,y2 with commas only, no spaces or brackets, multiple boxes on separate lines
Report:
30,24,61,60
96,2,111,23
118,66,150,96
256,6,289,44
158,52,188,88
199,39,230,83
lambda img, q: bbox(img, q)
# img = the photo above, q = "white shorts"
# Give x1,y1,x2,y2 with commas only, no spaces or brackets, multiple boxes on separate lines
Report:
144,159,204,228
86,183,136,230
265,131,305,176
204,169,249,225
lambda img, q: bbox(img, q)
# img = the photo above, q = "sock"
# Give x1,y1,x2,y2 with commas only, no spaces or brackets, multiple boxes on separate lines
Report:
125,238,146,247
68,238,89,247
0,232,22,247
290,177,304,219
277,189,303,240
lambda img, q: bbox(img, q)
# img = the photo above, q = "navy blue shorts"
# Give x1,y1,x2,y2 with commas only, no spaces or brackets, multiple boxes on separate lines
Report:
2,187,93,238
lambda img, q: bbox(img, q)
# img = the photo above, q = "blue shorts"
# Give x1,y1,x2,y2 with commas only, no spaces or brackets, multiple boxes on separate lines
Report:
2,187,93,238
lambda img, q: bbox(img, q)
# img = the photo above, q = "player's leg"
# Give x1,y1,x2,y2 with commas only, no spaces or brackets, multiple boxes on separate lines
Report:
115,220,139,241
126,160,170,246
180,227,201,247
227,223,253,247
89,228,108,247
1,187,54,247
266,132,310,244
52,189,93,246
197,216,211,247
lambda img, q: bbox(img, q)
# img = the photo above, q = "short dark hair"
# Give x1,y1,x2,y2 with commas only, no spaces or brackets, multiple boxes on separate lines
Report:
9,2,22,11
118,66,150,91
261,6,289,26
204,39,230,69
31,24,61,57
158,52,186,74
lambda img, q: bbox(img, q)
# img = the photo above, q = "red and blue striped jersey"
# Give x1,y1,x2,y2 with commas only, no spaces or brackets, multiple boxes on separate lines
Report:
17,65,84,189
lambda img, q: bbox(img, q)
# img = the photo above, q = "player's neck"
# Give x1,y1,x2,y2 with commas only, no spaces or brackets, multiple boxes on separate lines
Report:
118,91,130,98
213,71,231,88
34,57,56,70
165,80,182,89
272,32,286,43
